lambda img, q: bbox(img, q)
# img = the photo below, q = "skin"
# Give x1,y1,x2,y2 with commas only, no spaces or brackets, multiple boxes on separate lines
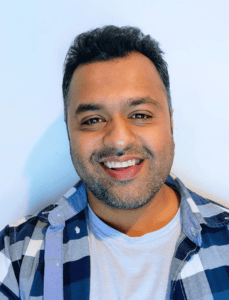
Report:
67,51,181,237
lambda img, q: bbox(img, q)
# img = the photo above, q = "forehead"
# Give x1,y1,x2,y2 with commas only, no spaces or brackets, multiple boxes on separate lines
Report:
68,52,168,110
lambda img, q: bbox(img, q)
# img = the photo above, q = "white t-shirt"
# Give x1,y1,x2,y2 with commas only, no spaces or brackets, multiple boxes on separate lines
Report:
85,203,181,300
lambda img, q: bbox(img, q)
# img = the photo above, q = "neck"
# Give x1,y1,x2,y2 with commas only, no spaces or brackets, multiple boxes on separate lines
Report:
87,184,181,237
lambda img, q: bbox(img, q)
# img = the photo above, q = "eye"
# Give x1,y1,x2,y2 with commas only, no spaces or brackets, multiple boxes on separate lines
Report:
131,113,152,119
82,117,104,125
81,113,152,127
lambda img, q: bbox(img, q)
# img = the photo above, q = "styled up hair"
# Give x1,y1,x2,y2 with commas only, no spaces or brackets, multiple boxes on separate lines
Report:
62,25,172,124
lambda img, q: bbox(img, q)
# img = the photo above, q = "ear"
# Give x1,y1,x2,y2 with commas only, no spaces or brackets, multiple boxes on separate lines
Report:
170,109,174,134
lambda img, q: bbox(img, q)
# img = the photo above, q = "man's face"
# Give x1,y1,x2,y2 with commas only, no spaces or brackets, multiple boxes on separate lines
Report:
67,52,175,210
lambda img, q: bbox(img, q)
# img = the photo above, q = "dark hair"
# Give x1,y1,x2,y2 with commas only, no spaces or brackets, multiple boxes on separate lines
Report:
62,25,172,124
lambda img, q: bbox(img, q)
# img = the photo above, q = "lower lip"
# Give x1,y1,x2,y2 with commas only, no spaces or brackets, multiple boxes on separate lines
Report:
101,161,144,180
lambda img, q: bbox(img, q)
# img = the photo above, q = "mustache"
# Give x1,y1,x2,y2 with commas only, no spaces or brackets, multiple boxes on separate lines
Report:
92,146,153,162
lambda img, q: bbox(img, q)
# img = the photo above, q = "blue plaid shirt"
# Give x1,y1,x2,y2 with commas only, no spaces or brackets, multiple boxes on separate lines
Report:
1,174,229,299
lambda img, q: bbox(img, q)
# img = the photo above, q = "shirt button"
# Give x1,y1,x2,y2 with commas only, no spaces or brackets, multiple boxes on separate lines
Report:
57,213,60,217
56,262,60,266
75,226,80,234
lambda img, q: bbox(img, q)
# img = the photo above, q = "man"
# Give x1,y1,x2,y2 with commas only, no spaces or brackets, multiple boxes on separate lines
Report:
1,25,229,300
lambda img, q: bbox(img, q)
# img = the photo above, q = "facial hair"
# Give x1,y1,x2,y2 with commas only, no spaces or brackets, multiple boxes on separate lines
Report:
69,136,175,210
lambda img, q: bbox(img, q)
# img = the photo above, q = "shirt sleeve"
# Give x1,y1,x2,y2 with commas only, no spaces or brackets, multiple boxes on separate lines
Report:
0,225,20,299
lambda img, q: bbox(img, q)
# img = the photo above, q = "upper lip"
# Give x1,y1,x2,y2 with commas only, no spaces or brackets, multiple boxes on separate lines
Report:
101,156,143,163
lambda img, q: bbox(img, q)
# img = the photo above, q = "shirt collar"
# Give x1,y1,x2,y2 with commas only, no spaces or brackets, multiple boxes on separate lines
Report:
168,173,229,246
47,180,88,226
38,174,229,246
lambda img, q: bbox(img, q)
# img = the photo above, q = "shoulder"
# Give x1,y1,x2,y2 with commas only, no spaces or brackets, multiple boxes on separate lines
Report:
167,174,229,229
0,203,58,297
0,180,87,258
167,174,229,213
188,187,229,215
0,203,56,262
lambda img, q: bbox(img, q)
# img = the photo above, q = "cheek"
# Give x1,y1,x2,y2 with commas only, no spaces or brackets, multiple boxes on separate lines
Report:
140,125,172,151
70,133,101,159
69,134,83,157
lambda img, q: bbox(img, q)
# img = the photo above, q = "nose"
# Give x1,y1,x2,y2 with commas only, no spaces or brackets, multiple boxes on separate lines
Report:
102,114,136,150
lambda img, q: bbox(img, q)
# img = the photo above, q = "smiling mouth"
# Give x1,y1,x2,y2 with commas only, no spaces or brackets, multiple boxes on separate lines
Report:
100,160,144,180
100,159,143,171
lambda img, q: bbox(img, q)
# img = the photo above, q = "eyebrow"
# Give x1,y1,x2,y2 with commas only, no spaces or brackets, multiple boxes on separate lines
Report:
74,97,160,116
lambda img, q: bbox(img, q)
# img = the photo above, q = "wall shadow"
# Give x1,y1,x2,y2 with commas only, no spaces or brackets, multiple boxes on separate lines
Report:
24,115,79,215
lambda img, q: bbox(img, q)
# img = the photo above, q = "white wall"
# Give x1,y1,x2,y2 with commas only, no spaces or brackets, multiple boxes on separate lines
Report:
1,0,229,230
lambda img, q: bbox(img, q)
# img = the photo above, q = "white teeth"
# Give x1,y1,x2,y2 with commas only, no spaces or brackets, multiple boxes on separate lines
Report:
121,161,129,168
103,159,141,169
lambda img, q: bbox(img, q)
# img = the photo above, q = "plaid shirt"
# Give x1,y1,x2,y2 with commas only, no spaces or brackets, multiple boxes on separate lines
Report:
1,174,229,300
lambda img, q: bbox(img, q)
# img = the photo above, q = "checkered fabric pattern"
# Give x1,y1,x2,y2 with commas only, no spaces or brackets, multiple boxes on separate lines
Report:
1,175,229,299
